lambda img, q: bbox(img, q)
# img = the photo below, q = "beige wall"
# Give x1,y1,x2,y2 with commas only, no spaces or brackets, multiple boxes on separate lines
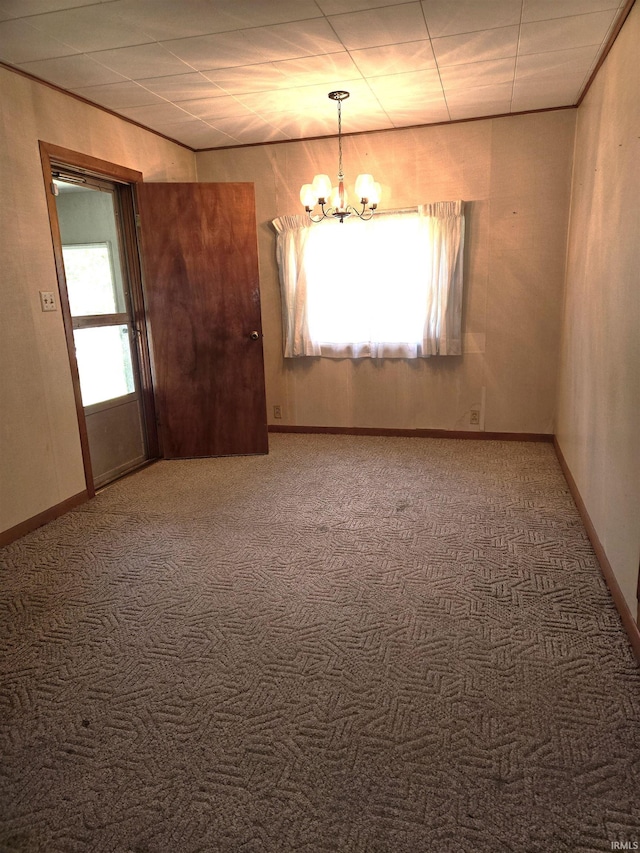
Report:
196,110,575,434
556,4,640,615
0,67,195,534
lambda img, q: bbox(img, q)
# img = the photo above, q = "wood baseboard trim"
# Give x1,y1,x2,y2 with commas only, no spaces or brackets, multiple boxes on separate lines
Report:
0,490,89,548
554,438,640,662
269,425,553,441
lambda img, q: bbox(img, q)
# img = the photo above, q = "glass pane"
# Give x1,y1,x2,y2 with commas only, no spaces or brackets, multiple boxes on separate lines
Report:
74,325,135,406
62,243,119,316
306,213,427,345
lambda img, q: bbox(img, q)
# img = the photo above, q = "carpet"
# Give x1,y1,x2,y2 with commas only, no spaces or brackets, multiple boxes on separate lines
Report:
1,434,639,852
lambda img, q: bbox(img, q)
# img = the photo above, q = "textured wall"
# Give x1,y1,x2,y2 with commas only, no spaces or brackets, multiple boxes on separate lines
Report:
0,67,195,535
556,4,640,615
196,110,575,435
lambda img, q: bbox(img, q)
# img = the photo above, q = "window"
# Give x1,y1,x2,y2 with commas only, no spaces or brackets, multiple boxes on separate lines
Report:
273,201,465,359
62,242,123,316
62,241,136,406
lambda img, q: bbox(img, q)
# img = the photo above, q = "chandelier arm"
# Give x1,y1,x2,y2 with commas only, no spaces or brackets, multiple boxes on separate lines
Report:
307,202,331,222
351,205,374,221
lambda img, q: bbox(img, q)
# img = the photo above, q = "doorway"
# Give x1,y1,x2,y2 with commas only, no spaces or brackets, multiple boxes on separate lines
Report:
53,172,150,489
40,143,159,496
40,142,268,498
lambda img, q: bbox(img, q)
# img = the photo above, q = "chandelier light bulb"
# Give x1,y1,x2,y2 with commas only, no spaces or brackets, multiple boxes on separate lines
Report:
300,184,315,208
311,174,332,202
355,173,373,202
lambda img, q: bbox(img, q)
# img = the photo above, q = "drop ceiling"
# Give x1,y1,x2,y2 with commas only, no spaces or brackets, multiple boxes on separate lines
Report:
0,0,629,150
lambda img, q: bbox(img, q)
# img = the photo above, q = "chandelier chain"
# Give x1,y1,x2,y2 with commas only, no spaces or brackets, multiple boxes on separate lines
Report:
337,98,343,180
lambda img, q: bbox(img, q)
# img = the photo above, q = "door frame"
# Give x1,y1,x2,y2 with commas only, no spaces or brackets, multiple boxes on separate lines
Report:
39,141,159,497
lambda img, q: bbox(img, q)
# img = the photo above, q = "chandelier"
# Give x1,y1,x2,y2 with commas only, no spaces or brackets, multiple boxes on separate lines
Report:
300,91,381,224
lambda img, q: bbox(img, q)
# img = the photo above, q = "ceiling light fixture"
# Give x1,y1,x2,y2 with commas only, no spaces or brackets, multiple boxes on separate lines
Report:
300,91,381,224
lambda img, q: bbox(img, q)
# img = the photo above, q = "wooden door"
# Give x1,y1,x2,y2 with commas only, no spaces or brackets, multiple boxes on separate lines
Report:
135,182,268,458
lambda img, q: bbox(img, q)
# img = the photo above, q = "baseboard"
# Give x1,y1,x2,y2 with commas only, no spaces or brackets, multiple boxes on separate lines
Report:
269,425,553,441
554,438,640,662
0,490,89,548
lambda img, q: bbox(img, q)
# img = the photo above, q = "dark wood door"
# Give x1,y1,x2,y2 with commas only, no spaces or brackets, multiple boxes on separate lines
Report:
135,182,268,458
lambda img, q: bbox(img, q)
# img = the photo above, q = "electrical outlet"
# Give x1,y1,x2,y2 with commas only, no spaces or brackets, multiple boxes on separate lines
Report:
273,405,282,419
470,410,480,425
39,291,57,312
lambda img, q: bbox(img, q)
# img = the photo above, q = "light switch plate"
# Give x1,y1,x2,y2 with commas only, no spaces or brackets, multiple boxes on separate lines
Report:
39,291,57,312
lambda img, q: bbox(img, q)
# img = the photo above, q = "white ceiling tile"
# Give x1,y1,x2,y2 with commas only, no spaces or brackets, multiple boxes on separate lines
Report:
519,10,618,54
179,95,257,121
26,5,154,52
316,0,409,14
263,104,392,139
0,18,78,63
118,101,196,125
328,3,429,50
202,63,289,96
202,0,323,28
350,39,436,77
421,0,522,37
386,102,451,126
234,87,308,114
172,122,236,150
162,32,267,71
139,72,225,101
71,80,165,108
119,114,233,147
445,81,514,105
89,43,195,79
522,0,622,23
439,58,515,91
511,75,586,109
107,0,216,40
239,78,377,119
432,25,519,67
272,53,364,89
241,19,346,62
208,114,289,144
176,123,237,150
261,110,338,139
445,82,513,109
19,53,127,87
448,98,513,120
0,0,101,18
108,0,322,41
367,68,444,106
515,44,598,81
206,54,365,101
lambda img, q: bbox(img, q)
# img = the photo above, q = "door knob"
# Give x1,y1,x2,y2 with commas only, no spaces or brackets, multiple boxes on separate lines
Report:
249,331,260,340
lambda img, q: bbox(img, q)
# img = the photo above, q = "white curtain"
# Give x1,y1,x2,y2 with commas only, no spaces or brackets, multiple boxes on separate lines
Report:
272,201,465,359
419,200,465,356
272,215,319,357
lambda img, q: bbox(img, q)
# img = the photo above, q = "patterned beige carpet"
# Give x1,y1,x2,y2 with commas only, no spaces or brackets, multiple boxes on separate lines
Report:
1,434,639,852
